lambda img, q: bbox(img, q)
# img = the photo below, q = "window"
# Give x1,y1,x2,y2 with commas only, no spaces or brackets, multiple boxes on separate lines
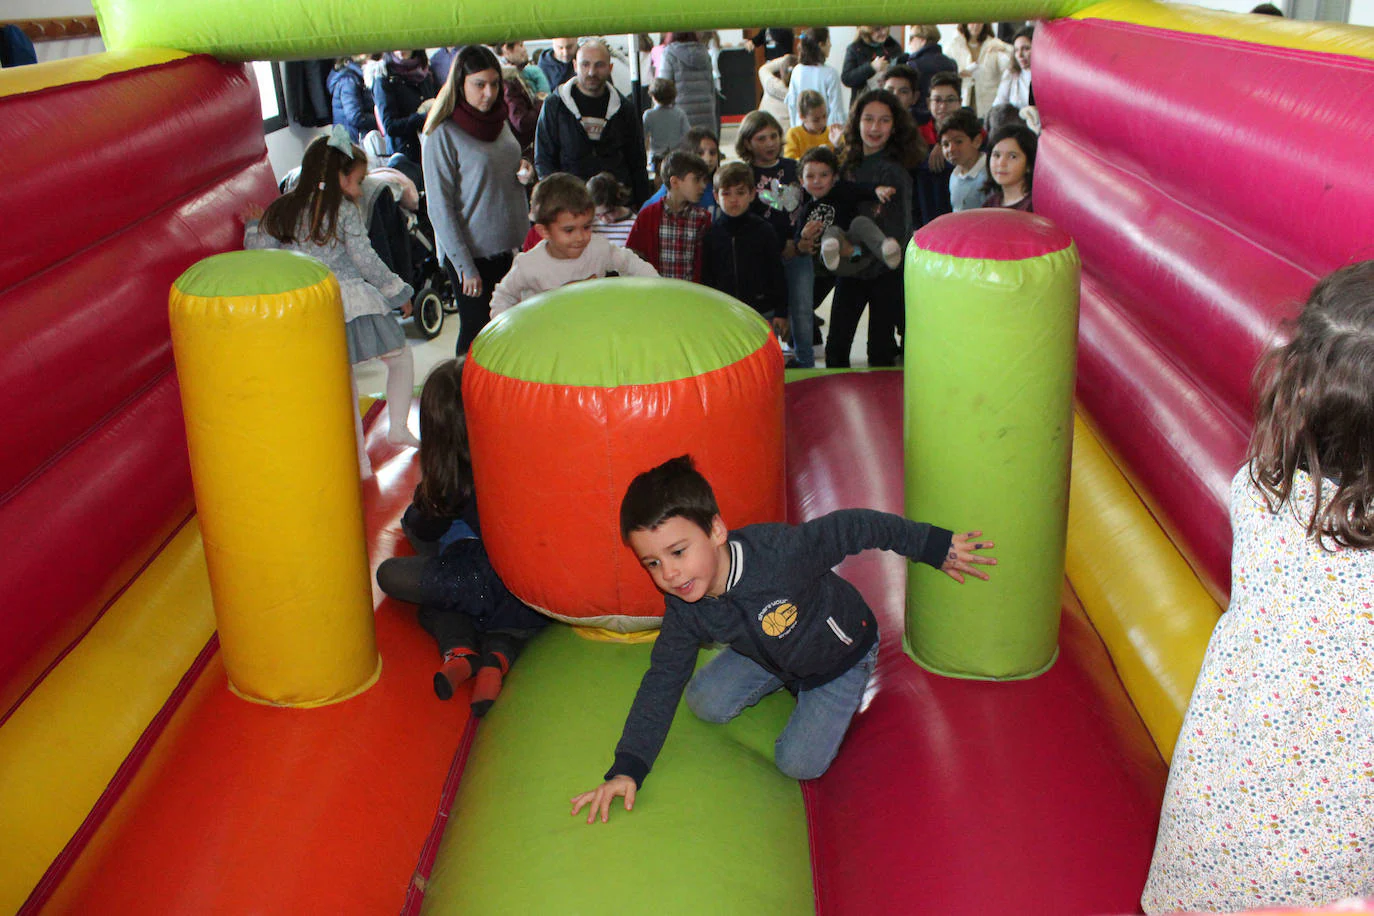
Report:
251,60,289,133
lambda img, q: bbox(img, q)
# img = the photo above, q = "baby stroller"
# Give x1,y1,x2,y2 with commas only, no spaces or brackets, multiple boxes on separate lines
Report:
277,167,454,339
353,171,455,340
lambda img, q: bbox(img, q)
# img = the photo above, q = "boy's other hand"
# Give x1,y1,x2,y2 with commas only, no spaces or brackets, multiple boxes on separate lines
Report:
941,530,996,583
570,775,637,824
927,146,948,173
874,186,896,203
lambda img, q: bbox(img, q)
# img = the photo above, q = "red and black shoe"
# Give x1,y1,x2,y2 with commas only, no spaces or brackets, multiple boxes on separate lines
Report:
433,647,478,701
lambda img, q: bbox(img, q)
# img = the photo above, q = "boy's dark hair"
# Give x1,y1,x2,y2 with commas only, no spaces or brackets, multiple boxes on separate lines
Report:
649,77,677,105
1251,2,1284,13
982,123,1038,196
680,127,719,155
797,89,826,116
1249,260,1374,549
587,171,631,210
798,28,829,66
928,71,962,96
661,150,710,184
415,359,473,517
798,144,840,175
714,160,755,192
937,108,983,141
882,64,920,97
530,172,594,224
620,455,721,541
984,103,1025,138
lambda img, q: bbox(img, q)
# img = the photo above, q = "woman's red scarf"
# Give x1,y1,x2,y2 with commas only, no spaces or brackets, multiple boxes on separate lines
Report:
451,91,510,143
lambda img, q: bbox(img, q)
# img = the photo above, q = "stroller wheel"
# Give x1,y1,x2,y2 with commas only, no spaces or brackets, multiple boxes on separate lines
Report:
414,285,445,340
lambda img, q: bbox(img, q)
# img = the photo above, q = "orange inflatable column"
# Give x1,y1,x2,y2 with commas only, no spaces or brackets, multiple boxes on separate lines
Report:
463,278,785,632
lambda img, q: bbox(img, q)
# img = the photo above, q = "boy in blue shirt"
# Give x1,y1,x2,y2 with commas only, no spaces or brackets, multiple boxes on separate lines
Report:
571,455,995,823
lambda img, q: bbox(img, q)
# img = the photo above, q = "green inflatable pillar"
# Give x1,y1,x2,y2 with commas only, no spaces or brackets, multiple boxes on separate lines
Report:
903,210,1080,679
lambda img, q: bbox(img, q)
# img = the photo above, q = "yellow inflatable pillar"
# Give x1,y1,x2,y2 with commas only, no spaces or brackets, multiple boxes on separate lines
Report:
169,250,380,706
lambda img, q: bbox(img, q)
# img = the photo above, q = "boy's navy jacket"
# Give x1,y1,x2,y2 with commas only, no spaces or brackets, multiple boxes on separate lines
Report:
607,509,953,787
794,180,881,242
701,211,787,319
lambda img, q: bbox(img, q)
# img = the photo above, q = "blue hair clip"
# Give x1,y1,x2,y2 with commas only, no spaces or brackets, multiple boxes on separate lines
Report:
327,124,356,159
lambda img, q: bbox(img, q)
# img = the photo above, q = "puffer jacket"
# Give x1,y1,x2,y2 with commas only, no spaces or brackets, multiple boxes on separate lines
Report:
328,62,377,143
658,41,718,134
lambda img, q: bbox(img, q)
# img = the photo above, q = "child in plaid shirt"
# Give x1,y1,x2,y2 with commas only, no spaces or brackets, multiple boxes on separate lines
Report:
625,150,712,281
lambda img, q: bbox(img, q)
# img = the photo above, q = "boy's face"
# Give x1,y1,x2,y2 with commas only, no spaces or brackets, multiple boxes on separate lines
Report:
928,85,961,124
697,140,720,173
670,172,708,205
801,161,837,200
717,182,755,217
882,76,915,111
536,207,595,259
941,130,981,169
629,515,729,603
802,107,827,133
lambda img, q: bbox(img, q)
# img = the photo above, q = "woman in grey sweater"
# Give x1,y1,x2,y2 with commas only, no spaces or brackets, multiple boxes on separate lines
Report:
422,45,534,355
657,33,718,135
822,88,919,369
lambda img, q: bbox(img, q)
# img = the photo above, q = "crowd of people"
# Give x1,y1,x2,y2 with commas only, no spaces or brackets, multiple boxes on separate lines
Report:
252,24,1374,915
317,28,1042,369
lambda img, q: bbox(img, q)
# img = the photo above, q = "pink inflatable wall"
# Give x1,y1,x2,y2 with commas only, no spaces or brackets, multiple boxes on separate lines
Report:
1036,16,1374,601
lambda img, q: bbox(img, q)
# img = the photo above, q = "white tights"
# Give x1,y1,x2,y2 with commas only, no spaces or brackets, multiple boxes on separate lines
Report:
351,346,419,478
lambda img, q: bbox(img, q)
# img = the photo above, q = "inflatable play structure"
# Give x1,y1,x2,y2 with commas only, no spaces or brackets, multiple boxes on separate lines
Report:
2,1,1372,913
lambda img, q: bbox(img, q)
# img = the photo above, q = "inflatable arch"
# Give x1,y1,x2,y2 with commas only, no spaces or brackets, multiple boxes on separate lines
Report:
1,1,1371,914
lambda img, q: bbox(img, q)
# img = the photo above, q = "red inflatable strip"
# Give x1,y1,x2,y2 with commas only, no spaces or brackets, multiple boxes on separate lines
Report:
1076,276,1247,600
0,371,192,711
785,373,1167,916
1036,129,1316,419
0,55,267,292
18,633,219,915
0,163,275,499
1035,18,1374,277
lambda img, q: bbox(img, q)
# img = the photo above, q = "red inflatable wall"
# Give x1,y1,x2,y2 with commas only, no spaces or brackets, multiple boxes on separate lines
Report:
0,56,277,717
1035,18,1374,600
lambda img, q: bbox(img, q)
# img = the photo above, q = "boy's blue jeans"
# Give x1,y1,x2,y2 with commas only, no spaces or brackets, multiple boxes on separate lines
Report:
684,642,879,780
784,254,815,367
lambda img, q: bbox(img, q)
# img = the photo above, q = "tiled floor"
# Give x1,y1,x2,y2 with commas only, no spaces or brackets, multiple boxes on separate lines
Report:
354,120,876,397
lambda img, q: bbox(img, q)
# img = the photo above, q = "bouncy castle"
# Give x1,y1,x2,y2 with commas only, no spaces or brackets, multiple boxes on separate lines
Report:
1,0,1372,913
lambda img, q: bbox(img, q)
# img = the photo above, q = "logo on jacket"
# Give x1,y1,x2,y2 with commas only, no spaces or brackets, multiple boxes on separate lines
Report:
759,599,798,638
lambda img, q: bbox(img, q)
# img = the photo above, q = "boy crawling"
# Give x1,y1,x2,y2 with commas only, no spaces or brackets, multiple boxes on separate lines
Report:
571,455,995,823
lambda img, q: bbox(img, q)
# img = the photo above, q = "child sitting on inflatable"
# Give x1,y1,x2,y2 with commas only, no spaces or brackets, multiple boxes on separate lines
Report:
570,455,996,823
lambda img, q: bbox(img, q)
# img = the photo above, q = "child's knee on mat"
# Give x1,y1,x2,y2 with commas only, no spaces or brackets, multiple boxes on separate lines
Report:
774,738,835,781
684,677,739,725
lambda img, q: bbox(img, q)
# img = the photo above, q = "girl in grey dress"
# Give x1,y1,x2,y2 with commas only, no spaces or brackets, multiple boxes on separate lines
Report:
245,128,419,478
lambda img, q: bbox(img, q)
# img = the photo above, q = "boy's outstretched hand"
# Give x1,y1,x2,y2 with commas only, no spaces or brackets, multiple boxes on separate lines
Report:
570,775,636,824
941,530,996,583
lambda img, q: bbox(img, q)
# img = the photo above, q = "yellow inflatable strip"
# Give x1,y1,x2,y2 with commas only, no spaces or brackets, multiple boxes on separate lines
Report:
0,519,215,915
0,49,188,99
1073,0,1374,61
1065,414,1222,762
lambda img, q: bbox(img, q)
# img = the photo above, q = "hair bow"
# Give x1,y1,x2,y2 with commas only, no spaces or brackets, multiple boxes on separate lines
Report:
327,124,357,159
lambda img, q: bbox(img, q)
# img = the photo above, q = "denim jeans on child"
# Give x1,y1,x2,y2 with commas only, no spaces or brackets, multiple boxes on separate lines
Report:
783,253,815,367
684,641,879,779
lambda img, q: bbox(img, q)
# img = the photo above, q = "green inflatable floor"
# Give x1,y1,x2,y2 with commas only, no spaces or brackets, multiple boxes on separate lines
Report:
423,625,814,915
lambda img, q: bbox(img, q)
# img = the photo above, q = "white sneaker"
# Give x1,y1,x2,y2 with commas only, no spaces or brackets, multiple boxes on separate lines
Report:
881,238,902,270
820,237,841,272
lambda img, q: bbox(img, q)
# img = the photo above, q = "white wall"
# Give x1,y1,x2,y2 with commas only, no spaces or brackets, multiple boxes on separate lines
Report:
1349,0,1374,23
